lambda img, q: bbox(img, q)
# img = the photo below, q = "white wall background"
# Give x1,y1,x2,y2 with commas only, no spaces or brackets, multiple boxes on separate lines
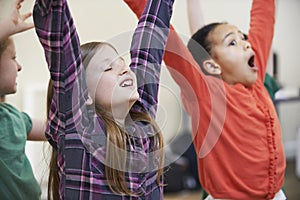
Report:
3,0,300,198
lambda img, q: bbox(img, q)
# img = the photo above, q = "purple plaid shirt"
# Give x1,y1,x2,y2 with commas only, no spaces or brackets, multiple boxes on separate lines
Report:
34,0,173,199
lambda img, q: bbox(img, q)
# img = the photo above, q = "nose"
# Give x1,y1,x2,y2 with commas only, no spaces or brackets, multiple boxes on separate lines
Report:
17,62,22,72
244,40,251,50
117,60,130,75
120,65,130,75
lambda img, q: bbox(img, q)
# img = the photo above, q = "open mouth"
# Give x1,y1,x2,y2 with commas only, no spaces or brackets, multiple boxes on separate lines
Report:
248,55,255,67
120,79,133,87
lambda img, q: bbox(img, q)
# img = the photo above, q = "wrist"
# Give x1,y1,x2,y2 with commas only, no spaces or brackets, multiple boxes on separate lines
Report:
0,20,14,40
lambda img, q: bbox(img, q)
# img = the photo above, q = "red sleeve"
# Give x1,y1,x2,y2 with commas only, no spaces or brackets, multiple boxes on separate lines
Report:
248,0,275,82
123,0,227,160
123,0,209,117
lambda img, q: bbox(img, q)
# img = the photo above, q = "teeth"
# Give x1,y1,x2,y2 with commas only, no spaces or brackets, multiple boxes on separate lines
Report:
121,80,133,87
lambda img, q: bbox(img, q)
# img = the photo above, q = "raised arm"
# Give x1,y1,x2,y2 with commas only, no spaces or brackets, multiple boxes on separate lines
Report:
0,0,33,41
124,0,208,118
248,0,275,81
33,0,82,94
187,0,205,35
33,0,92,146
129,0,174,119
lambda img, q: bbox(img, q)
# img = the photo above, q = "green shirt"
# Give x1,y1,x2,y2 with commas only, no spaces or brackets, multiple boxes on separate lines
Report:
0,103,41,200
264,73,281,102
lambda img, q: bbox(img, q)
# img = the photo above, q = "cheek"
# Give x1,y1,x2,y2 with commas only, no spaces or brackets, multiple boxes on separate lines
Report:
0,62,16,81
217,52,238,71
95,78,117,107
86,73,110,99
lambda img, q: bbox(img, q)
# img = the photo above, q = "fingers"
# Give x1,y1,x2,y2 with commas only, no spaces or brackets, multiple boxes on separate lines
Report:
15,0,26,11
19,12,34,32
21,12,32,21
15,21,34,34
14,2,33,32
15,0,24,9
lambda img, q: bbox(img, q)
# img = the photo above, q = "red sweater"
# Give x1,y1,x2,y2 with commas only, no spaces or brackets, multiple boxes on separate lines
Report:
124,0,285,199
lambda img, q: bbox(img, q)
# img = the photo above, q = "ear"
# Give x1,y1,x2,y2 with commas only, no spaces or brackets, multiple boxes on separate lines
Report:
203,59,222,75
86,94,93,106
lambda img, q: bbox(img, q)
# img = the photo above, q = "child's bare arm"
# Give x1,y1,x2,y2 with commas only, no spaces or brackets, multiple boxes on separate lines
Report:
27,118,47,141
187,0,205,35
0,0,33,41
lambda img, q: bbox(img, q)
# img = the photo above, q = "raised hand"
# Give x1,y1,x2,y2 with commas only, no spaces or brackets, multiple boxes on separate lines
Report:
0,0,34,40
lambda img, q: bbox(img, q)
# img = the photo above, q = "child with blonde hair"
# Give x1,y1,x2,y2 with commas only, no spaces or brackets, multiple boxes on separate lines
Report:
0,0,46,199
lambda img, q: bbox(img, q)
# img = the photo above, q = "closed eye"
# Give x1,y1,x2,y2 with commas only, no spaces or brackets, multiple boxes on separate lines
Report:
104,67,112,72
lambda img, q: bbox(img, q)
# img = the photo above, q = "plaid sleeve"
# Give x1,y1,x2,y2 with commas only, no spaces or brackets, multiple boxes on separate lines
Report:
124,0,207,119
34,0,174,197
34,1,107,197
33,0,86,143
33,0,105,146
130,0,174,119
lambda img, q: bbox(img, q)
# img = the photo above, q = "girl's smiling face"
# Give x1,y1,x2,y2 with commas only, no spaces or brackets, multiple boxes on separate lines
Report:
85,44,139,113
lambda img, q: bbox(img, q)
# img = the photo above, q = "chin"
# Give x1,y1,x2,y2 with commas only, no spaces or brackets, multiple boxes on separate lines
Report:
130,91,139,101
127,98,137,111
244,78,257,87
8,89,17,95
129,97,138,105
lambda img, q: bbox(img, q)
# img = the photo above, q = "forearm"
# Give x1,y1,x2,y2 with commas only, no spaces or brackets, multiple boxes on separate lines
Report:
125,0,205,114
33,0,66,75
187,0,205,35
249,0,275,80
164,29,205,101
34,0,90,140
0,20,12,41
130,0,174,117
130,0,174,70
33,0,84,109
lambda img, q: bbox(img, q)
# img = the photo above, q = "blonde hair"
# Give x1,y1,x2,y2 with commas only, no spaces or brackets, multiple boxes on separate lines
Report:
47,42,165,198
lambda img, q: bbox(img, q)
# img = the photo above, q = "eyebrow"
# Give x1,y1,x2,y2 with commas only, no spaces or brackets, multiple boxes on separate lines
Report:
111,57,125,65
114,56,125,62
100,57,125,69
222,32,234,43
222,30,244,42
92,58,110,71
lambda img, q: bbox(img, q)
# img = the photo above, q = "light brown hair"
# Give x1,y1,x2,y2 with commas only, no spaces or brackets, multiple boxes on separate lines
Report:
47,42,165,198
46,80,59,200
